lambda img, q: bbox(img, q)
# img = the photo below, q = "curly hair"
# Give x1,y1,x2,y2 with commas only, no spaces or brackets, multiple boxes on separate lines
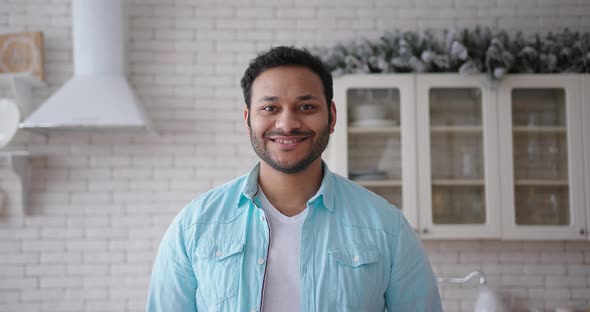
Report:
240,46,333,111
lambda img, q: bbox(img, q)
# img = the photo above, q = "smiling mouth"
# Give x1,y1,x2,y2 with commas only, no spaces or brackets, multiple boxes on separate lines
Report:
270,137,307,144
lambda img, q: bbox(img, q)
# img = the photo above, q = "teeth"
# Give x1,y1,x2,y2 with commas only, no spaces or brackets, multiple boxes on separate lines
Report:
274,138,302,144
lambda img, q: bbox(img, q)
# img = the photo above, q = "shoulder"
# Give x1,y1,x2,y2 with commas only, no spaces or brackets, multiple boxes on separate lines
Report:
330,173,404,236
176,174,249,229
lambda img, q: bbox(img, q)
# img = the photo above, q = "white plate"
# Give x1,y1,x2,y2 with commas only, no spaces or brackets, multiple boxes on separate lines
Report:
0,98,21,148
350,119,398,128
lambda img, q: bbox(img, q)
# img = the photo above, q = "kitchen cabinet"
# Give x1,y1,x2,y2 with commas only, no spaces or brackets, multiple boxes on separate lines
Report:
326,74,418,228
498,75,586,240
416,74,501,239
324,74,588,240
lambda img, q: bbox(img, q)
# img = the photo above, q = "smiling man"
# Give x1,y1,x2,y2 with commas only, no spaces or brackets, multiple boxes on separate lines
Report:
147,46,442,312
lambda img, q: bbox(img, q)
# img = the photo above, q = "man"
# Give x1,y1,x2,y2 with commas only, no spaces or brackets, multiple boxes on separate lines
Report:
147,46,442,311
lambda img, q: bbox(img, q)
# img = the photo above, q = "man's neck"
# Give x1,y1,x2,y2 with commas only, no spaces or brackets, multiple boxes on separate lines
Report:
258,159,324,217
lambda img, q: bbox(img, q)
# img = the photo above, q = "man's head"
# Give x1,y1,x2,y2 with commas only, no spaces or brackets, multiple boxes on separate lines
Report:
241,46,334,126
241,46,336,174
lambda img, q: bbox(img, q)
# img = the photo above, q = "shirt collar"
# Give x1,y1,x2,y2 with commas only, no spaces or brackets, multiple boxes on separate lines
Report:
237,161,335,213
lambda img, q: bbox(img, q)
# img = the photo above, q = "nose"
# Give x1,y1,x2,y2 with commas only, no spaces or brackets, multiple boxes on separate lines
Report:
275,110,301,133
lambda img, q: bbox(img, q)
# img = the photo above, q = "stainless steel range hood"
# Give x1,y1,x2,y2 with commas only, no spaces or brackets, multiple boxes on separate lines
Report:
20,0,150,129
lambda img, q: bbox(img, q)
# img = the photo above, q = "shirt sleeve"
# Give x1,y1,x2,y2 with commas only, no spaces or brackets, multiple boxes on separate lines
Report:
384,216,443,311
146,212,198,312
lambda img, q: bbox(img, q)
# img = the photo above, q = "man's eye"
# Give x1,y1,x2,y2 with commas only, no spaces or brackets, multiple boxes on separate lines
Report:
300,104,314,111
263,106,276,112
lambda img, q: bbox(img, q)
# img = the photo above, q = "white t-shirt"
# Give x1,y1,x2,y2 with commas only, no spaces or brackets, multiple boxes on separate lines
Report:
257,186,307,312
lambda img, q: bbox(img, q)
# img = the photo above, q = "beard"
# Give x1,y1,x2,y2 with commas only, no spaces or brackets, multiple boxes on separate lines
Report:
250,124,330,174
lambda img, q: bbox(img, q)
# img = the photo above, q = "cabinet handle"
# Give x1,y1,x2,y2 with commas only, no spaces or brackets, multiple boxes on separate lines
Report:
422,228,429,234
580,229,586,235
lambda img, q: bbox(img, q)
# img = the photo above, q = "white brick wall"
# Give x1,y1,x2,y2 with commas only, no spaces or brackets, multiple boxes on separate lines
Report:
0,0,589,311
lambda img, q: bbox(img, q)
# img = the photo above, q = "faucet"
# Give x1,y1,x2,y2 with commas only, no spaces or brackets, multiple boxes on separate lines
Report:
437,270,486,285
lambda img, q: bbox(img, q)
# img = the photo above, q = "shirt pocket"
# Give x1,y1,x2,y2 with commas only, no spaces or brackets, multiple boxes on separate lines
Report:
194,240,245,305
328,247,382,311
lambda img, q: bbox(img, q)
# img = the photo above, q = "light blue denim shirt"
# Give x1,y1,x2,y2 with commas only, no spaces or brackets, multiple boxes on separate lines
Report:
147,162,442,312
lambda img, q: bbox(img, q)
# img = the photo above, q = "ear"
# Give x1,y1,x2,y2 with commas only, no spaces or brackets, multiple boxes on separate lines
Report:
329,101,337,134
244,106,250,132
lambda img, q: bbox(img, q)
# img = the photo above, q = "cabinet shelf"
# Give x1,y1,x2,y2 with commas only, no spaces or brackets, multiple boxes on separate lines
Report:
513,126,567,133
431,179,485,186
348,126,401,134
430,125,483,133
514,179,569,186
353,179,402,187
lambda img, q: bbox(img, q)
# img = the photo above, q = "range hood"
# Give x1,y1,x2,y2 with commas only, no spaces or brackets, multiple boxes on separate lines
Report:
20,0,150,129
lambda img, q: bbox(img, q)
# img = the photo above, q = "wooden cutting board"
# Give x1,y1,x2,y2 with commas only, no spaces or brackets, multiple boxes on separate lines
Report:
0,32,44,80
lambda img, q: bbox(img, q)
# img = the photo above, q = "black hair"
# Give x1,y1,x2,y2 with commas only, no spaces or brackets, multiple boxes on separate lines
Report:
240,46,333,111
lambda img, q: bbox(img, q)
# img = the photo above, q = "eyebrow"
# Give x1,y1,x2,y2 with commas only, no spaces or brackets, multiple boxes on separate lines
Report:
297,95,319,101
257,94,320,103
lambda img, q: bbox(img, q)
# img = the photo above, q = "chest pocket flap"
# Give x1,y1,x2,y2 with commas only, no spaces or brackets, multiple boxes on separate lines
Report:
196,240,244,261
328,247,380,267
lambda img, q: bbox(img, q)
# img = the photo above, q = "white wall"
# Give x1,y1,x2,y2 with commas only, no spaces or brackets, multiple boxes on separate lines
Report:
0,0,589,311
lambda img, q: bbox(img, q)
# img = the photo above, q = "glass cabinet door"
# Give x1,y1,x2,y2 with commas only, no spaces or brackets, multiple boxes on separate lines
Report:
417,75,501,238
512,89,568,225
326,75,417,228
499,75,586,240
429,88,485,225
347,87,402,209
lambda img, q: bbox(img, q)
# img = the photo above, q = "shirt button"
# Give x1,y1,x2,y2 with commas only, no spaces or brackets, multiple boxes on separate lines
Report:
353,256,359,262
215,251,222,257
258,258,265,265
260,215,265,221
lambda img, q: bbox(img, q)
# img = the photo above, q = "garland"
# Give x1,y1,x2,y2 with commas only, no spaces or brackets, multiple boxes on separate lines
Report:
314,27,590,81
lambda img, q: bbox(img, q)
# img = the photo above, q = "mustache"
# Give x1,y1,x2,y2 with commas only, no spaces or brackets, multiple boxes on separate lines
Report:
264,129,314,137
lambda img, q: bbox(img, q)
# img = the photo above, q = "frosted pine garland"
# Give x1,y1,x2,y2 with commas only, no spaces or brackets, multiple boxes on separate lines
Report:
314,27,590,81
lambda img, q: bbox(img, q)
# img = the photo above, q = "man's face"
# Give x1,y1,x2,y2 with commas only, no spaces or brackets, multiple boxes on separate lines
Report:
245,66,336,174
